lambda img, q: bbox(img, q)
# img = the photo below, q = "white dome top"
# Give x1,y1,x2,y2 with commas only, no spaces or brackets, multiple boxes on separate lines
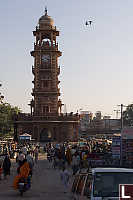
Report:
39,8,54,27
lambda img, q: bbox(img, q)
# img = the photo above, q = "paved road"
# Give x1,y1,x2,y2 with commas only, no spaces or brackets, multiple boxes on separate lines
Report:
0,154,73,200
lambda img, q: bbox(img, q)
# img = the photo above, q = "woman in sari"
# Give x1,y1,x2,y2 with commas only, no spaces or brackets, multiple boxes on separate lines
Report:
13,159,30,189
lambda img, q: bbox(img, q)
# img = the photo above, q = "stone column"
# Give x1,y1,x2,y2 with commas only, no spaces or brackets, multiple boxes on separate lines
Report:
37,126,40,142
67,123,74,141
75,124,79,141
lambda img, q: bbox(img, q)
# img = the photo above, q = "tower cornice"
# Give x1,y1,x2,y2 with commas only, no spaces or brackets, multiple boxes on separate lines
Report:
33,27,59,36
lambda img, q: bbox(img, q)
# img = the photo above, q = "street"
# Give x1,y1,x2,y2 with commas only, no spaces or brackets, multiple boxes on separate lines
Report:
0,154,72,200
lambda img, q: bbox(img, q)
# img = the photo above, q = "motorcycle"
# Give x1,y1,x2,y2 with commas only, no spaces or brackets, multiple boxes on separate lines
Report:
18,175,31,196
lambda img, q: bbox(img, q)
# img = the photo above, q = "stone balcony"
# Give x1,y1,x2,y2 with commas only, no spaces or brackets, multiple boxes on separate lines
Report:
14,112,79,122
32,88,59,94
34,25,59,33
34,43,58,51
40,65,52,71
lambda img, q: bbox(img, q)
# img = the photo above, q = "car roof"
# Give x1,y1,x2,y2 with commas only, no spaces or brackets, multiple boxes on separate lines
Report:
92,168,133,173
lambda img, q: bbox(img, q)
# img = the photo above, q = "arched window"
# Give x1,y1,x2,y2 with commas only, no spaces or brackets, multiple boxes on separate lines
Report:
40,128,52,142
43,105,50,114
42,38,51,46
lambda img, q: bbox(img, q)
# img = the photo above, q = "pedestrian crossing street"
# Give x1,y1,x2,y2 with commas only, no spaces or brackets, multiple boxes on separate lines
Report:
0,153,73,200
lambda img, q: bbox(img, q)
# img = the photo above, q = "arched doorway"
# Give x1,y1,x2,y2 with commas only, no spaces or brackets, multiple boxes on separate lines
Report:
40,128,52,142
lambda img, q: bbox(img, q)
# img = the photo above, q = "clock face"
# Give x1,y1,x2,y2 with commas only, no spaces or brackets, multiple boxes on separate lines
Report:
42,54,50,63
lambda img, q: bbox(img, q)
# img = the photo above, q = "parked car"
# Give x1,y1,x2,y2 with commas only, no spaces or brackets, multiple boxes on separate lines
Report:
71,168,133,200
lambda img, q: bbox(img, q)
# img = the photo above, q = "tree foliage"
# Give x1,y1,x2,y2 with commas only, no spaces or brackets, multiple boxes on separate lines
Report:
123,104,133,126
0,103,21,135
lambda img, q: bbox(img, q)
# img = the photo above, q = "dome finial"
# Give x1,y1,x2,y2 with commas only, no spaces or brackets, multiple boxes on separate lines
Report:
45,6,48,16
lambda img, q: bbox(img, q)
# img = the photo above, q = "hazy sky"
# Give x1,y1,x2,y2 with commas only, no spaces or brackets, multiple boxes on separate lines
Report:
1,0,133,118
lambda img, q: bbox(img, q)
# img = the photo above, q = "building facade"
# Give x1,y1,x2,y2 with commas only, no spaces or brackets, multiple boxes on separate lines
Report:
79,110,121,137
14,9,79,142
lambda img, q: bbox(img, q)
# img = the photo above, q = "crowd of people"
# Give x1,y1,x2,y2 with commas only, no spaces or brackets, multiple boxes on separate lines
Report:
0,142,40,190
0,137,130,193
45,139,116,174
41,140,121,193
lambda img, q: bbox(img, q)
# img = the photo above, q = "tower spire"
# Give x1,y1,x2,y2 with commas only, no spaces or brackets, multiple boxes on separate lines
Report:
45,6,48,16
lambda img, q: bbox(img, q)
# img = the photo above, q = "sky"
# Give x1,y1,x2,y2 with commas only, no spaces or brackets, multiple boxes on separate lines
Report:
1,0,133,118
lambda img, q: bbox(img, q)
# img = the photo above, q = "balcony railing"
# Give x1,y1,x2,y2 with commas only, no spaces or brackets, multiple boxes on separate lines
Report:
35,25,58,32
40,63,52,70
32,88,59,93
15,113,79,122
34,43,58,51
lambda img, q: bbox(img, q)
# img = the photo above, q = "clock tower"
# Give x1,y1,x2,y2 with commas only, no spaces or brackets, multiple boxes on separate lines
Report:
14,8,79,142
31,8,62,116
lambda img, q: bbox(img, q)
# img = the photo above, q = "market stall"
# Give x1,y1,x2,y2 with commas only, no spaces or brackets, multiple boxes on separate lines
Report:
19,133,32,141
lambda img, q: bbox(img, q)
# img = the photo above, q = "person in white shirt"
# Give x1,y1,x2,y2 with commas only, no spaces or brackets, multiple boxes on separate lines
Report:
72,154,80,175
17,152,25,174
26,152,34,176
21,146,27,156
18,152,25,162
60,166,71,193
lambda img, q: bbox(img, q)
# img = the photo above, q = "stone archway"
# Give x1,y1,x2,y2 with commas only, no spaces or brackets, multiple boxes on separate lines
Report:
40,128,52,142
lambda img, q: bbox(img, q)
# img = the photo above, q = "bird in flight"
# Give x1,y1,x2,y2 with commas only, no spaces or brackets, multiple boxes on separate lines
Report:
85,20,93,26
